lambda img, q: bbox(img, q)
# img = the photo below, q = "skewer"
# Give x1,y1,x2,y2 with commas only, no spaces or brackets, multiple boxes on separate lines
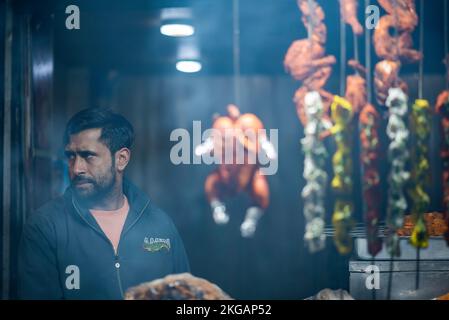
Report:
363,0,381,268
415,0,425,291
340,11,347,96
371,256,377,300
351,1,364,260
307,0,314,40
386,0,400,300
387,258,394,300
307,0,315,70
365,0,372,104
353,32,359,65
353,32,360,77
415,247,421,290
445,0,448,90
418,0,424,99
392,0,400,88
232,0,241,107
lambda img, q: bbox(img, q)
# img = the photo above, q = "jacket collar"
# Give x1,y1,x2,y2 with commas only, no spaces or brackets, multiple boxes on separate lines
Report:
64,178,150,234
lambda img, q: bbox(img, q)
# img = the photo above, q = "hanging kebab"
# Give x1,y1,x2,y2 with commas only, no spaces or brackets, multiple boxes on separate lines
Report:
408,0,430,253
284,0,336,252
436,0,449,245
437,54,449,245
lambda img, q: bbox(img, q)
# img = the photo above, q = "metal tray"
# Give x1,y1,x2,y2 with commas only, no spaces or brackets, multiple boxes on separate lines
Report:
354,237,449,260
349,260,449,300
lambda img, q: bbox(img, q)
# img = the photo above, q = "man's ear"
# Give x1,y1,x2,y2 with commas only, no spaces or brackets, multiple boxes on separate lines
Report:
115,148,131,172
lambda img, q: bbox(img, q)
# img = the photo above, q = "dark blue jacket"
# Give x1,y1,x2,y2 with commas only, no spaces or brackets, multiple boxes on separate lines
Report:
18,179,190,299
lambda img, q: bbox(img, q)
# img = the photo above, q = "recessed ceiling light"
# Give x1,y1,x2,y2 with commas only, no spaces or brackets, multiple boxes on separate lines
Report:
160,23,194,37
176,60,202,73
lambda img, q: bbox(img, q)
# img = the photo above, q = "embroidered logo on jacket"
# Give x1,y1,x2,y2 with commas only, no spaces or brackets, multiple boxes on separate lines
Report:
143,237,171,252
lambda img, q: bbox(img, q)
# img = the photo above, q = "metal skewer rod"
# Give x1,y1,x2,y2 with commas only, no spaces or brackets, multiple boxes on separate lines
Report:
444,0,448,90
415,247,421,290
232,0,241,107
340,12,347,96
365,0,372,104
415,0,425,291
387,257,394,300
418,0,424,99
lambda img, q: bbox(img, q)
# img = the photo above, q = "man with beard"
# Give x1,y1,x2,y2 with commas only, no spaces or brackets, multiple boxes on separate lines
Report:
18,108,190,299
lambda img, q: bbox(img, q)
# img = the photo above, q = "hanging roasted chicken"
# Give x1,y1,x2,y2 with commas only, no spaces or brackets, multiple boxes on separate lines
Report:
195,105,277,238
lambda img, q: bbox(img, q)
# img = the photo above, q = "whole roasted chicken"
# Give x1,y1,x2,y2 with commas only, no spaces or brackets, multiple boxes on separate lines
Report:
195,105,277,238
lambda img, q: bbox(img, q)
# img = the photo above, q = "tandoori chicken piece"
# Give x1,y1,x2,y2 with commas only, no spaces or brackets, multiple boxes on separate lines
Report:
298,0,327,44
377,0,418,31
373,15,421,63
374,60,408,105
345,60,367,113
339,0,363,35
284,39,335,81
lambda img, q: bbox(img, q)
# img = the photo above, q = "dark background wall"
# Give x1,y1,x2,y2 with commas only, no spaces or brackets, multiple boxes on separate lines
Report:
2,0,448,299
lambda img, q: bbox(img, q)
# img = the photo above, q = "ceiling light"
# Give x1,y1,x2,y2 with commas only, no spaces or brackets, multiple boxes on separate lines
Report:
160,8,194,37
176,60,202,73
160,23,194,37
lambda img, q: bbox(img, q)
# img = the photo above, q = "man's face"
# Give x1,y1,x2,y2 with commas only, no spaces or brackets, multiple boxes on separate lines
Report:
64,128,116,201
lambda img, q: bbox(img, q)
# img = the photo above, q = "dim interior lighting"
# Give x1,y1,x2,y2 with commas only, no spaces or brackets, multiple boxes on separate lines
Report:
160,23,194,37
176,60,202,73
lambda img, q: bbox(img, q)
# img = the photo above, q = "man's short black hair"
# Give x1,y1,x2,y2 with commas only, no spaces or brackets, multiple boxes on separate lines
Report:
63,108,134,154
